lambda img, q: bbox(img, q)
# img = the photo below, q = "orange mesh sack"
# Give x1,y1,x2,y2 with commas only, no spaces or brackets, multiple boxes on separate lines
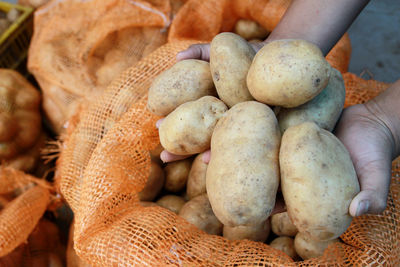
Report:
59,37,399,266
28,0,175,133
169,0,351,74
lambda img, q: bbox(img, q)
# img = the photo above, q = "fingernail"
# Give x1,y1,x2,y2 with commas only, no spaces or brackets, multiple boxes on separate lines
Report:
160,151,167,163
356,200,370,216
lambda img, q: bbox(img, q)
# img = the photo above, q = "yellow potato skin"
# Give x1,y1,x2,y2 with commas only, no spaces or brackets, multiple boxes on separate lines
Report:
210,32,255,107
179,194,223,235
247,39,331,108
159,96,227,155
206,101,280,227
271,211,298,237
280,122,360,241
147,59,216,116
270,236,299,260
277,68,345,133
294,232,339,260
234,19,269,40
186,153,208,200
164,158,192,193
156,195,186,214
223,220,270,242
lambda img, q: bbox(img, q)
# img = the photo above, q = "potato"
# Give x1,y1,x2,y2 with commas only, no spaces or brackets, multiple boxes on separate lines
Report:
164,158,192,192
159,96,227,155
147,59,216,116
280,122,360,240
138,162,165,201
277,68,345,133
149,143,164,165
234,19,269,40
271,211,298,237
270,236,299,260
210,32,255,107
223,219,270,242
294,232,339,260
207,101,280,226
186,153,208,199
179,194,223,235
156,195,186,213
247,39,331,108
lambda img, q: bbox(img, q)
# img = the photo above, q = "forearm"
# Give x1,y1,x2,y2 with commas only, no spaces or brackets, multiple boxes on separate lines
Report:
365,80,400,159
266,0,370,55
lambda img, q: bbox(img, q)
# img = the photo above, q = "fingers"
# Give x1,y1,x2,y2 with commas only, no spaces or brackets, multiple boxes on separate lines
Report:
201,150,211,163
176,44,211,62
160,150,191,163
348,159,392,217
156,118,164,129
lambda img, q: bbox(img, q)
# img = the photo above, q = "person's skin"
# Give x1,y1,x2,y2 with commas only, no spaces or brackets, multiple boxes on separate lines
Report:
158,0,400,217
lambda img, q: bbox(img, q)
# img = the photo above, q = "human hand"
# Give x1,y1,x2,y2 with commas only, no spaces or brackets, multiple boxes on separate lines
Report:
335,103,396,217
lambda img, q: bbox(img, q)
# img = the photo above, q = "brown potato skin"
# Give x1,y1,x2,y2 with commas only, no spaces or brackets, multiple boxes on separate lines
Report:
164,158,192,192
247,39,331,108
149,144,164,165
139,162,165,201
280,122,360,241
210,32,255,107
234,19,269,40
159,96,227,155
271,211,298,237
277,68,345,133
207,101,280,227
294,232,339,260
223,220,270,242
186,153,208,200
156,195,186,214
270,236,299,260
179,194,223,235
147,59,216,116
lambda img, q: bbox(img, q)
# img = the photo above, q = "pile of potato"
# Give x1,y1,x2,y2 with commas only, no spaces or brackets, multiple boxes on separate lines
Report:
144,31,360,261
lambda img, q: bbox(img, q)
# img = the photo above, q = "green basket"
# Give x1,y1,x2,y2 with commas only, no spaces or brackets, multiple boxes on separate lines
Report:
0,2,33,77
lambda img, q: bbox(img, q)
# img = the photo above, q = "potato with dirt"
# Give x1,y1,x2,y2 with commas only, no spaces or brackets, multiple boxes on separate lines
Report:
156,195,186,214
206,101,280,227
138,162,165,201
164,158,192,192
234,19,269,40
223,220,270,242
271,211,298,237
277,68,345,133
147,59,216,116
247,39,331,108
270,236,299,260
210,32,255,107
280,122,360,241
179,194,223,235
294,232,339,260
159,96,227,155
186,152,208,199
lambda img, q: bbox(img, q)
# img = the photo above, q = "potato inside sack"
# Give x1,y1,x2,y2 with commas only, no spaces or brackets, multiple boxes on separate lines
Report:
269,236,299,260
138,161,165,201
223,219,270,242
247,39,331,108
271,211,298,237
186,152,208,200
156,195,186,214
206,101,280,227
280,122,360,241
164,158,192,193
210,32,255,107
159,96,227,155
294,232,339,260
147,59,216,116
277,68,345,133
179,194,223,235
234,19,269,40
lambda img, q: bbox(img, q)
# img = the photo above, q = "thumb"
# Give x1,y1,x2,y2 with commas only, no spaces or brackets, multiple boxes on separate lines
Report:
176,44,210,62
349,158,392,217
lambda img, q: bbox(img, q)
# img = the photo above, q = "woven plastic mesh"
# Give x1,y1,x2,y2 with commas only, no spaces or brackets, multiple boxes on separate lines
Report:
0,168,50,257
57,37,399,265
28,0,172,133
